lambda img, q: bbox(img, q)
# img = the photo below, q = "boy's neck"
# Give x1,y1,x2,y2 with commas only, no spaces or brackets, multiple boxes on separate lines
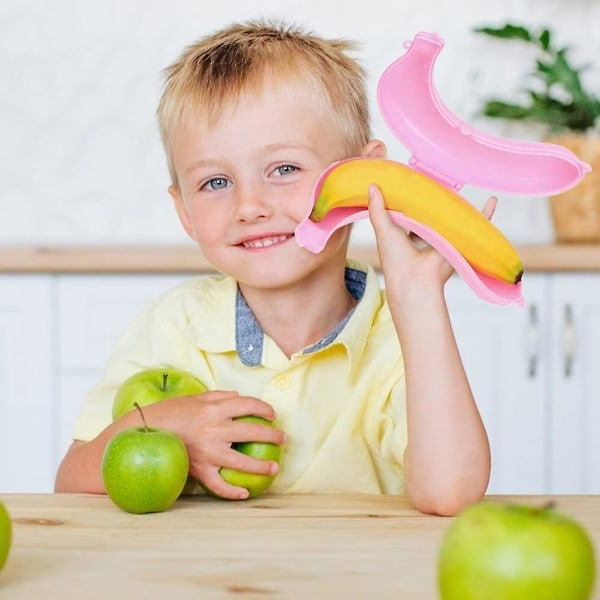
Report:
237,262,357,359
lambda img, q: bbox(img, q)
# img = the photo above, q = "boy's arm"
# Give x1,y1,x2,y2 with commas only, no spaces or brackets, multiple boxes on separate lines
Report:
368,184,491,516
56,281,286,499
392,284,490,516
55,409,141,494
55,391,286,500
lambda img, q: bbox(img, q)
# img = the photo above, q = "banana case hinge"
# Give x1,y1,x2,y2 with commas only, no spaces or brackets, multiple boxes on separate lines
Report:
409,156,463,192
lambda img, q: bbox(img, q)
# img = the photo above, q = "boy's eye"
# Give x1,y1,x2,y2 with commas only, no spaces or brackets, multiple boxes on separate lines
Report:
201,177,230,191
273,164,298,176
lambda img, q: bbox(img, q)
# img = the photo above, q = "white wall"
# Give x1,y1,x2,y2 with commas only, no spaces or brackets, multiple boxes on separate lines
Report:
1,0,599,247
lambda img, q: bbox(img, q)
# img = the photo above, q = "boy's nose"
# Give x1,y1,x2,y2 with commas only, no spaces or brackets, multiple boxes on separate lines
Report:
234,185,274,223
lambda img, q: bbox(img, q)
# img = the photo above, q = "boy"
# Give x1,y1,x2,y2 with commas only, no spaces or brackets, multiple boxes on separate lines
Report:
55,20,492,515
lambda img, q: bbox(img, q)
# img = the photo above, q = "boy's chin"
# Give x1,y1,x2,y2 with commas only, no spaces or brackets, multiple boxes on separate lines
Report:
231,259,327,291
234,269,310,290
207,237,349,289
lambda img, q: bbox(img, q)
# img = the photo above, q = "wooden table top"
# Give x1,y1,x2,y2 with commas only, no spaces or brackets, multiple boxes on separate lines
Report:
1,494,598,599
3,244,600,273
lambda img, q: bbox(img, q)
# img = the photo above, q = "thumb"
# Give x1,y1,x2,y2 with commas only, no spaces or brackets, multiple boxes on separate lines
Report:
367,183,415,262
367,183,392,236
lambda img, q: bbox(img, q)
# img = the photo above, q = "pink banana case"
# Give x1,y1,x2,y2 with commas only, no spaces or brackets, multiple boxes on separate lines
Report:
294,31,591,306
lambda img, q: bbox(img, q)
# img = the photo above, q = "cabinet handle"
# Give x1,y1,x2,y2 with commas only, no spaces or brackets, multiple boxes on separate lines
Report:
563,304,576,378
526,304,540,378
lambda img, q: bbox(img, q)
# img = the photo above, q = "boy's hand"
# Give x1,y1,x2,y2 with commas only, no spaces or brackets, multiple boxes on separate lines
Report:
145,390,286,500
367,183,497,299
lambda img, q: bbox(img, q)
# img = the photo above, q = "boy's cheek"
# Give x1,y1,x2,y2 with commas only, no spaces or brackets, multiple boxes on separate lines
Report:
288,196,314,222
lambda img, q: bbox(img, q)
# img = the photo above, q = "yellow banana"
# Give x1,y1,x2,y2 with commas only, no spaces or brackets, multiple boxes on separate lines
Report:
310,158,523,284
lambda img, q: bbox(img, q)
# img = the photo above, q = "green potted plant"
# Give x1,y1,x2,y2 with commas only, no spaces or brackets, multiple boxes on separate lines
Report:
474,23,600,243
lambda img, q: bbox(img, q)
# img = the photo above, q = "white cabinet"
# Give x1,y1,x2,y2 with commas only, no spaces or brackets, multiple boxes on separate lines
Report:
0,273,190,492
0,275,54,492
445,274,549,494
549,275,600,493
445,272,600,495
1,271,599,494
55,274,190,465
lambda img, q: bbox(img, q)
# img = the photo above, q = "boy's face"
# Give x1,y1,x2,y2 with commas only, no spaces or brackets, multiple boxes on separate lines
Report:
169,75,373,290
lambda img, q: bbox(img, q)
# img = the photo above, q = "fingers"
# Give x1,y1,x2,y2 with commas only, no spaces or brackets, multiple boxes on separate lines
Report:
367,183,417,261
226,420,287,445
196,390,239,400
482,196,497,221
220,395,278,422
191,450,280,501
183,392,285,501
196,391,278,422
222,447,279,476
367,183,392,236
199,469,250,500
369,182,435,256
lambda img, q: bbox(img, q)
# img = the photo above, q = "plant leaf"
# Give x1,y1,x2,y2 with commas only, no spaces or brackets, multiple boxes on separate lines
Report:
535,59,554,84
552,48,586,101
483,96,594,131
482,100,532,119
527,91,571,125
539,29,551,51
473,23,599,131
473,24,532,42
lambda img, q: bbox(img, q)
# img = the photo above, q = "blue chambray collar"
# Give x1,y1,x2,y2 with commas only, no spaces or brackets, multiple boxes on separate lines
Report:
235,290,264,366
236,266,367,367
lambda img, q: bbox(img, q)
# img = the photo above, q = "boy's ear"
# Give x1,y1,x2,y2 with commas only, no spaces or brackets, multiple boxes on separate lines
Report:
360,139,387,159
169,185,196,242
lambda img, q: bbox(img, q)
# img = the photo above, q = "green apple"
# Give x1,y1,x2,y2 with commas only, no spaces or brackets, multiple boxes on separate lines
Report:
438,500,596,599
219,416,283,498
0,499,11,574
102,403,189,514
112,368,207,420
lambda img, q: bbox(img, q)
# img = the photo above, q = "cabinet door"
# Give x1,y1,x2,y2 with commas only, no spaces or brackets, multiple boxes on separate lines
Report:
550,274,600,493
444,274,549,494
55,274,190,463
0,275,54,492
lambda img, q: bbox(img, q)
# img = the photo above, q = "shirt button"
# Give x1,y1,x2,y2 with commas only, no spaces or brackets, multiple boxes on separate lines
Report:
276,375,291,390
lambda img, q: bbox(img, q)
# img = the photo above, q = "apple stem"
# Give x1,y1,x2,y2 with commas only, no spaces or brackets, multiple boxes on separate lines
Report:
534,500,555,515
162,372,168,393
133,402,149,432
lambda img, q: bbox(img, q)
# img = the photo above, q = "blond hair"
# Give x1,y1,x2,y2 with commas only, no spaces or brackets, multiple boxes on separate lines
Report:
157,20,371,187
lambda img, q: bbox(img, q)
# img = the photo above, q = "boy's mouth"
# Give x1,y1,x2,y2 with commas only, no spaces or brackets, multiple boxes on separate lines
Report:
237,233,294,250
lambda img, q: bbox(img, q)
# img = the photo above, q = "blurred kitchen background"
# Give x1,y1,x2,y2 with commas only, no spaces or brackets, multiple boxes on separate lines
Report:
1,0,599,494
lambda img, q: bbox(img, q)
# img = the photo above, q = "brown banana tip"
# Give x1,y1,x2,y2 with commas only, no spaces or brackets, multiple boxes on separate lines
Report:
515,270,524,284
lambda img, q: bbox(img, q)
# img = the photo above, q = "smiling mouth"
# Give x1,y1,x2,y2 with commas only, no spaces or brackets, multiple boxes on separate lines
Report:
238,234,294,249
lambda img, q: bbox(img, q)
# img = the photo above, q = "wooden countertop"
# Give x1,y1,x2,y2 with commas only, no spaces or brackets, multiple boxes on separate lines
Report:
1,493,599,598
2,244,600,273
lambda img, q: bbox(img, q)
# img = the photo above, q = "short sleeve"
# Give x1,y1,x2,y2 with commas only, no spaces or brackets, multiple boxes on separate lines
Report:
71,296,189,442
362,365,407,473
377,376,407,467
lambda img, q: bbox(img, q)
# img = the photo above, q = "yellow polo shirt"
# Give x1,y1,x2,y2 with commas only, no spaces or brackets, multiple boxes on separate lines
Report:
72,259,407,494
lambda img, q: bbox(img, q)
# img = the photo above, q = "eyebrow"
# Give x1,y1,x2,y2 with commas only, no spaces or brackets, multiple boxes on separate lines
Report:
184,142,315,175
261,142,315,153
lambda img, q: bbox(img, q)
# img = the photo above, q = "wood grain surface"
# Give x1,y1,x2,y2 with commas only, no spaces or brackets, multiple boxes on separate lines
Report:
0,494,598,599
2,244,600,273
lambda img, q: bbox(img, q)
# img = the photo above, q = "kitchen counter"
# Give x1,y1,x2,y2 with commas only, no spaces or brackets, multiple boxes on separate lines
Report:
2,244,600,272
1,493,598,599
